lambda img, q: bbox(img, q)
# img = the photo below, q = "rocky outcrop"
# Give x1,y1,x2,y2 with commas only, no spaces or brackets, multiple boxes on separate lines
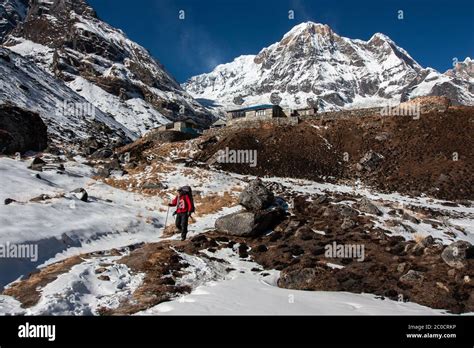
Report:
0,0,28,42
0,103,47,154
0,47,132,152
445,57,474,82
354,197,383,216
238,179,275,211
215,179,284,236
441,241,473,269
357,151,384,172
3,0,213,135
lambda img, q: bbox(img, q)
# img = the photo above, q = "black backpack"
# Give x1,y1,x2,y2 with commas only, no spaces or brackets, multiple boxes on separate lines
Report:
180,186,195,213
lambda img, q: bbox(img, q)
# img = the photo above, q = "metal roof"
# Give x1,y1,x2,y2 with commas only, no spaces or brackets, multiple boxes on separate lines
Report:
227,104,276,113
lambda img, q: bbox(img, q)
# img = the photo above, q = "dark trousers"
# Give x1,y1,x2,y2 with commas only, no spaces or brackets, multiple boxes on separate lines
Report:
175,213,189,239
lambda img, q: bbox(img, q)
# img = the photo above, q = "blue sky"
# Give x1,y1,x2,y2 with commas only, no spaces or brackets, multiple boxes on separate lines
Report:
88,0,474,83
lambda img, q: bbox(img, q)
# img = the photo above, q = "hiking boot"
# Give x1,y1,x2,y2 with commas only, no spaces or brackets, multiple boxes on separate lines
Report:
181,234,187,241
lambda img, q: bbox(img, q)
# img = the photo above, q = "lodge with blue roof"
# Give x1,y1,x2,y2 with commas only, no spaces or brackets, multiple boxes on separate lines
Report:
226,104,286,120
226,103,317,122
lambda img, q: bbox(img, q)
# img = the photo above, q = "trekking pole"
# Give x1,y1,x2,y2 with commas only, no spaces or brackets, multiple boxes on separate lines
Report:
163,205,170,232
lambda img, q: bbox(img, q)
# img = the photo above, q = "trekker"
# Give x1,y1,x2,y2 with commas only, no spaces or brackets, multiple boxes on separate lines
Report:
168,186,195,241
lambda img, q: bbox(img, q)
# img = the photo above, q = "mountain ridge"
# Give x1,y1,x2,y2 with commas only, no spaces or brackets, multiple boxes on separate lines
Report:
183,21,474,112
1,0,214,137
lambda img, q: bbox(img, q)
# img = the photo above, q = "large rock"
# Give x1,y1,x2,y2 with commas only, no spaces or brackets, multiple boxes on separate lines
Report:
399,270,424,285
441,241,473,269
91,147,114,159
239,179,275,211
28,157,46,171
278,266,336,290
354,197,383,216
0,103,48,154
71,188,88,202
215,209,283,237
357,150,384,172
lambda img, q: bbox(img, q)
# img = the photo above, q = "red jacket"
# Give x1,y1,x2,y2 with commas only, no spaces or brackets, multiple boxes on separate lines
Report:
169,194,193,214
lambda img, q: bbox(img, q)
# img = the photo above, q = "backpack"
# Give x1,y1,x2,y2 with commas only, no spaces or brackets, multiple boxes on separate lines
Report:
180,186,195,213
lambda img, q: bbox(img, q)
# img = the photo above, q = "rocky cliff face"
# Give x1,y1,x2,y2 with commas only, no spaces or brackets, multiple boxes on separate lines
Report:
445,57,474,84
3,0,213,136
0,47,131,152
0,0,28,42
183,22,474,111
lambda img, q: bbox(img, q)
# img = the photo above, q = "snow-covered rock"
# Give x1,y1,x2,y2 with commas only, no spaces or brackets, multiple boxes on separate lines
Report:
183,22,474,111
445,57,474,83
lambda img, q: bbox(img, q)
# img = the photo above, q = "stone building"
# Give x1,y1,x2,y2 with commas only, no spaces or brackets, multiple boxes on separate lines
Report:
226,104,285,121
158,119,201,135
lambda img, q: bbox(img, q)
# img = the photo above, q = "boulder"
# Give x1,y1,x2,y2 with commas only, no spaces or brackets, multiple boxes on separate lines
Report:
357,150,384,171
355,197,383,216
30,194,52,202
71,188,88,202
441,241,473,269
341,217,356,230
0,104,48,154
215,209,284,237
295,226,315,241
278,266,335,290
82,137,103,155
278,267,318,289
104,159,121,171
4,198,16,205
142,182,167,190
91,147,114,159
313,194,328,204
28,157,46,171
399,270,424,285
338,205,359,217
402,212,420,224
419,235,435,248
239,179,275,211
95,167,110,178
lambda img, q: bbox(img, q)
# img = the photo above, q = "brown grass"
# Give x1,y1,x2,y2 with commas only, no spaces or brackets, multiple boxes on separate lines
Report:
413,233,427,244
3,255,87,308
100,241,191,315
162,225,179,238
194,191,238,216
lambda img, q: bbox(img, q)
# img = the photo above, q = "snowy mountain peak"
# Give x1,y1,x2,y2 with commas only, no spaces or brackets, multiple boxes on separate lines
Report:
369,32,394,43
29,0,97,19
445,57,474,82
283,21,333,39
183,22,473,111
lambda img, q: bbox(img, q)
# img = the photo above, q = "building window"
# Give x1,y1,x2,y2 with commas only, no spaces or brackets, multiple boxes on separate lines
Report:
256,110,265,116
231,111,245,118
